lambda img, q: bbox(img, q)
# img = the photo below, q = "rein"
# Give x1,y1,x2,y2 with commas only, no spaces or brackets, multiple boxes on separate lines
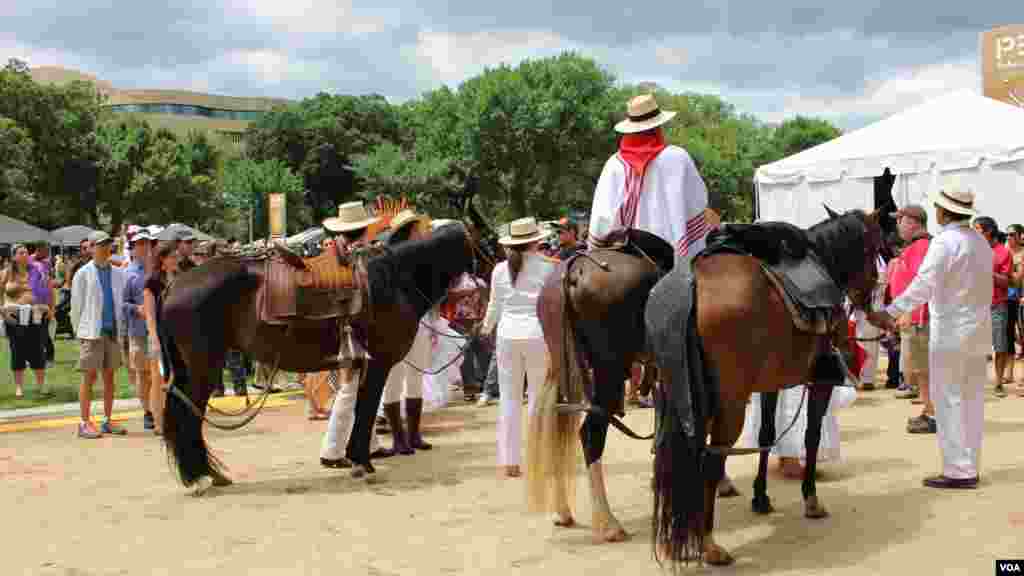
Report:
166,355,279,431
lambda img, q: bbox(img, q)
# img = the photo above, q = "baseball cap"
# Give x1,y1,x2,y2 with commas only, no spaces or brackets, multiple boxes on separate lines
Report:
893,204,927,225
176,229,196,242
130,229,153,243
88,230,113,245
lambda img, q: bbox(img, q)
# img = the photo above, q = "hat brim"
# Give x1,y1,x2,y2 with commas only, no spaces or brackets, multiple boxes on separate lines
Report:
614,110,677,134
390,213,426,232
498,229,551,246
929,188,977,216
323,215,380,233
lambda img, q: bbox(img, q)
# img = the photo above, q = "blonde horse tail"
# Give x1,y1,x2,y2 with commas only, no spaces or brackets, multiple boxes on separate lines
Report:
526,272,584,515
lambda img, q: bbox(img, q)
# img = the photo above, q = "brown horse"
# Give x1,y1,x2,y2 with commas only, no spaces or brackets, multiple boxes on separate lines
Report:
649,209,883,567
158,221,480,494
526,229,675,542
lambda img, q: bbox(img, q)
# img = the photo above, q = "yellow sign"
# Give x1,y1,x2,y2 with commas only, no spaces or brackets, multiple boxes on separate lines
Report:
981,25,1024,107
268,193,286,238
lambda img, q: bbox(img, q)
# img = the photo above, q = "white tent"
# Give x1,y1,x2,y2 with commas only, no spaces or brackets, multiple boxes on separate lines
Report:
755,91,1024,234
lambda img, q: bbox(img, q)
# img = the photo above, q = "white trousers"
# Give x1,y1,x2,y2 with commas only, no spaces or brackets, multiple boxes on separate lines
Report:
496,336,548,466
738,384,857,463
320,370,359,460
930,350,985,479
854,310,879,384
383,323,431,405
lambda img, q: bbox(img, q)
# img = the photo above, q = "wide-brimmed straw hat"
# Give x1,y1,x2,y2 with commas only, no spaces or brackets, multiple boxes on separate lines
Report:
929,176,977,217
323,201,380,233
499,217,551,246
390,209,427,232
614,94,677,134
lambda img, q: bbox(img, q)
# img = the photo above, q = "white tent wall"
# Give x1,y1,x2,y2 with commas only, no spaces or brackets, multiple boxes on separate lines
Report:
756,178,874,228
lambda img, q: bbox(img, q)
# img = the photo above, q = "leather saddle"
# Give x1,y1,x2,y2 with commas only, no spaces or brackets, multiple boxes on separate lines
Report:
258,244,365,326
701,222,842,334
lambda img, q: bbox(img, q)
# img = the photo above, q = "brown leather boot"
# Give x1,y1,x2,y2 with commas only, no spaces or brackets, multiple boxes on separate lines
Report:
406,398,432,450
383,401,414,455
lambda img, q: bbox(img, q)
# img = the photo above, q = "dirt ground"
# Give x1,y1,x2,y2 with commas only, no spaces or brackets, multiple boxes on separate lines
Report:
3,384,1023,576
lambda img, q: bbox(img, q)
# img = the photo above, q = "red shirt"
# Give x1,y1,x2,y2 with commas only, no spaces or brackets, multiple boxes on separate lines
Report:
888,236,930,325
992,242,1012,306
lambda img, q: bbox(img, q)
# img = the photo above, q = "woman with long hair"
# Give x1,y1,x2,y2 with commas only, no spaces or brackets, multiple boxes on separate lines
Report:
1,244,50,398
143,241,178,435
481,218,557,478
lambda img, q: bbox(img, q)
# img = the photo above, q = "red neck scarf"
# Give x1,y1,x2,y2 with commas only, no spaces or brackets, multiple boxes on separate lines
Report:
616,130,667,228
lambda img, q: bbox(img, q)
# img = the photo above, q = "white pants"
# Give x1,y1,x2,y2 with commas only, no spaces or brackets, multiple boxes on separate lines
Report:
320,370,359,460
855,310,879,384
496,337,548,466
383,323,431,405
738,384,857,463
930,350,985,479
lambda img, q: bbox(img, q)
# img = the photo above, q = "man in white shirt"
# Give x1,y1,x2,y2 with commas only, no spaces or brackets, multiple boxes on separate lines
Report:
868,178,992,489
70,231,128,439
588,94,719,269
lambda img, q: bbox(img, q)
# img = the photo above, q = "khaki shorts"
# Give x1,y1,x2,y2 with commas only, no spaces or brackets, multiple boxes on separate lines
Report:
900,325,929,378
128,336,156,371
79,337,122,372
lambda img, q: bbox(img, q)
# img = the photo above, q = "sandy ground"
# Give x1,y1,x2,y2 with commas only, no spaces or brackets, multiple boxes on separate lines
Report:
3,383,1024,576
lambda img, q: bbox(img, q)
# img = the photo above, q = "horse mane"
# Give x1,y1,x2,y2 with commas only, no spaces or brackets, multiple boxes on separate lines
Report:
805,210,872,290
367,222,470,317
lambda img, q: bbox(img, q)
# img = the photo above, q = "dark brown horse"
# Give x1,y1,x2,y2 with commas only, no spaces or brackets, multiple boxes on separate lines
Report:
649,209,883,566
158,222,479,494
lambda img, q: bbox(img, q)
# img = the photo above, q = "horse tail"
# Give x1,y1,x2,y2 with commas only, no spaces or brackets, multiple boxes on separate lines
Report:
648,274,707,566
160,263,248,487
526,263,582,515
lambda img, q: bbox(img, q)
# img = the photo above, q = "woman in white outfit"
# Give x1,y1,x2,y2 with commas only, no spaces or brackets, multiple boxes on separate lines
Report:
376,209,435,457
481,217,557,478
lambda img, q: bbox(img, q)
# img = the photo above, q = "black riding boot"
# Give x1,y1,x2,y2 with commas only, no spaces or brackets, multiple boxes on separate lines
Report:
383,401,414,456
406,398,432,450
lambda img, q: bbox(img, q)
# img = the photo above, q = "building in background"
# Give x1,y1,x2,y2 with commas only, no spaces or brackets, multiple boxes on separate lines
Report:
29,66,290,148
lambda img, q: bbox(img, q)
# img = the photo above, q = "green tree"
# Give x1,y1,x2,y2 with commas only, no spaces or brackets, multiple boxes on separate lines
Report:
0,116,35,216
222,156,306,241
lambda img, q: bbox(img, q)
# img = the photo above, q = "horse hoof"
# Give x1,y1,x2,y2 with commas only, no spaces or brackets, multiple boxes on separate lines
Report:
804,496,829,519
191,476,214,497
553,513,575,528
593,527,629,544
704,544,735,566
752,498,774,515
211,474,233,487
718,483,740,498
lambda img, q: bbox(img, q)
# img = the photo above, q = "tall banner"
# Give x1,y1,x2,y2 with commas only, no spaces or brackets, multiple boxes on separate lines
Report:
268,193,286,239
981,25,1024,107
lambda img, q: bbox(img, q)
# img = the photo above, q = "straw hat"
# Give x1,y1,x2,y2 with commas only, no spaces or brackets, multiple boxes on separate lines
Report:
499,217,551,246
929,176,977,217
390,209,427,232
614,94,677,134
323,201,380,233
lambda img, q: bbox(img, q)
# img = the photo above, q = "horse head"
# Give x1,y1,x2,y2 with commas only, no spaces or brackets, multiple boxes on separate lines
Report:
807,209,884,312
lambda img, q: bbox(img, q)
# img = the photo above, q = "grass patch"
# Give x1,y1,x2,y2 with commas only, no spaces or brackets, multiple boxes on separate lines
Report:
0,335,138,411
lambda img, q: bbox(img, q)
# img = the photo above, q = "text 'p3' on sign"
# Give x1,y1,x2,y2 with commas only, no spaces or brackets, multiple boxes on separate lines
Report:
998,560,1023,575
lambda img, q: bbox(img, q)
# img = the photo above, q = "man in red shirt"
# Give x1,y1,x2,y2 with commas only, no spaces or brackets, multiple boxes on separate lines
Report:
974,217,1012,396
889,205,935,433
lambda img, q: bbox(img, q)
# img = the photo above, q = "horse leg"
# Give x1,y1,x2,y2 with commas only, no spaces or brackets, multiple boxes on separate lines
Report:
702,400,746,566
581,410,627,543
346,359,389,478
752,391,779,514
802,381,834,519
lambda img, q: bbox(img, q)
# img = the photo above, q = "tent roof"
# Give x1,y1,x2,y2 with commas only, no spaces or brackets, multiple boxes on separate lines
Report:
756,91,1024,185
0,214,52,244
50,225,97,247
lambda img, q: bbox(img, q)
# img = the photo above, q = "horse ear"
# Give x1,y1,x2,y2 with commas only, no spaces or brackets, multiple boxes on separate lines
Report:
823,204,841,219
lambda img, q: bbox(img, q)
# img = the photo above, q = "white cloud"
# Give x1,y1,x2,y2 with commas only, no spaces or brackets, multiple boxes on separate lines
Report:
411,29,576,87
767,59,980,125
224,0,392,37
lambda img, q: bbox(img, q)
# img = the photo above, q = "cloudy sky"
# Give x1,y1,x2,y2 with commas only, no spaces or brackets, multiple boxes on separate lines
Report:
2,1,1019,129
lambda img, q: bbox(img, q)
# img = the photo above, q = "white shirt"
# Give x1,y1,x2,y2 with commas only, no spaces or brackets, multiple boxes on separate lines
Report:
70,260,126,340
482,253,557,341
588,145,710,267
886,221,993,354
